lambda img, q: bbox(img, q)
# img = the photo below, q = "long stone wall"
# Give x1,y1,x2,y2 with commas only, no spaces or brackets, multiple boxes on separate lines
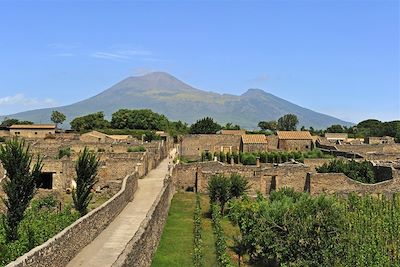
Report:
173,161,400,196
5,141,169,267
112,176,175,267
6,171,139,267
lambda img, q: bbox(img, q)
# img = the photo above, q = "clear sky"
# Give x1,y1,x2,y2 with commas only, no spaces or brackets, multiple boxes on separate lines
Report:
0,0,398,123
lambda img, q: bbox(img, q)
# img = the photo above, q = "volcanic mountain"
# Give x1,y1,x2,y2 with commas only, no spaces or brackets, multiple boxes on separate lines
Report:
0,72,352,129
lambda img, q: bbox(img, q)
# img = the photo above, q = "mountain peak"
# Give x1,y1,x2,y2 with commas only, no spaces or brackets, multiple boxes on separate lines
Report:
242,88,268,97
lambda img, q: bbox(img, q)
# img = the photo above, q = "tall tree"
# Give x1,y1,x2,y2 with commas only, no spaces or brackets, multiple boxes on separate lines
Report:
326,124,345,133
73,147,99,216
70,112,110,132
277,114,298,131
110,109,169,130
258,120,277,132
0,138,43,241
189,117,221,134
51,110,66,128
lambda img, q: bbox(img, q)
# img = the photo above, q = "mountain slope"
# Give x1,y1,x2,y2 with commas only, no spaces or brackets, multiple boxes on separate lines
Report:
0,72,353,129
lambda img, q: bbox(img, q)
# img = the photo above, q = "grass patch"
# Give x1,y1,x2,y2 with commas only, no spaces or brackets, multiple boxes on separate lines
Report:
152,192,218,267
152,192,196,267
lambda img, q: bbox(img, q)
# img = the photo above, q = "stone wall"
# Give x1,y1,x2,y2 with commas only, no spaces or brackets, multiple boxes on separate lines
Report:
173,161,400,196
309,170,400,196
112,176,175,267
242,143,268,153
6,171,140,267
278,139,313,151
181,134,241,159
173,161,312,195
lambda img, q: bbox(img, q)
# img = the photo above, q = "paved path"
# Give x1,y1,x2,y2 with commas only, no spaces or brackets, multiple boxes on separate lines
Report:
67,149,175,267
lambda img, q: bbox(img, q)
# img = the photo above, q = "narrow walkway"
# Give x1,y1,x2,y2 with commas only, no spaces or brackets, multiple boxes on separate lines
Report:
67,149,176,267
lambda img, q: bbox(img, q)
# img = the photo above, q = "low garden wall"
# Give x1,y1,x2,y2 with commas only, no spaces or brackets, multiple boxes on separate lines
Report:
6,170,139,267
112,176,175,267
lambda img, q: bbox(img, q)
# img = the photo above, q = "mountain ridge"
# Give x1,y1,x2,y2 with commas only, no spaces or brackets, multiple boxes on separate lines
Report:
0,72,353,129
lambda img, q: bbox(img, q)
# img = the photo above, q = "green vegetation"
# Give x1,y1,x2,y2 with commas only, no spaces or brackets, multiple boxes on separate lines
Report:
0,138,43,241
73,147,100,216
0,195,79,266
50,110,66,127
111,109,168,130
228,189,400,266
193,194,204,267
208,174,249,215
70,112,110,132
277,113,298,131
127,146,146,152
204,149,332,165
190,117,222,134
211,204,233,267
257,120,277,133
316,159,377,184
0,137,5,143
152,193,196,266
58,147,71,159
0,118,33,127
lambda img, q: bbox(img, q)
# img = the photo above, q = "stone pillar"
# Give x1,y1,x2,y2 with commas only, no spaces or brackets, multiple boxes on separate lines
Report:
231,157,234,166
256,157,260,167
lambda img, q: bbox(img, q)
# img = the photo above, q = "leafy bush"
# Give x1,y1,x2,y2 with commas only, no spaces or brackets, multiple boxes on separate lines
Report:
127,146,146,152
228,191,400,266
211,204,233,267
316,159,376,183
240,153,257,165
208,174,249,214
193,194,204,267
58,147,71,159
0,137,5,143
0,196,79,266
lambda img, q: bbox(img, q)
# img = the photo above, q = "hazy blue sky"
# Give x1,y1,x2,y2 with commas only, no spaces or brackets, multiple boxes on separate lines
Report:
0,0,398,123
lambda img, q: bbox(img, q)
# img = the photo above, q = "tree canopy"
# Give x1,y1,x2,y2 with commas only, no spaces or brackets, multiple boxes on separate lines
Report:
110,109,168,130
277,114,298,131
51,110,66,127
258,120,277,132
70,112,110,132
189,117,222,134
1,118,33,127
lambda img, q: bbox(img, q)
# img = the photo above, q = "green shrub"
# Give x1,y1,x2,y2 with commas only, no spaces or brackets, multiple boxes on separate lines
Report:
127,146,146,152
316,159,376,183
240,153,257,165
211,204,233,267
58,147,71,159
0,137,5,143
193,194,204,267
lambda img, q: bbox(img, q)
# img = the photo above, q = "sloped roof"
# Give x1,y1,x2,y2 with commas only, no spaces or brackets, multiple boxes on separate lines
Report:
277,131,312,140
219,130,246,135
81,130,107,138
107,135,131,140
241,134,267,144
9,124,56,129
325,133,348,139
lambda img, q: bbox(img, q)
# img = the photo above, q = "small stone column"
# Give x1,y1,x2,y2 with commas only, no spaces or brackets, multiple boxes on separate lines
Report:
256,157,260,167
231,157,235,166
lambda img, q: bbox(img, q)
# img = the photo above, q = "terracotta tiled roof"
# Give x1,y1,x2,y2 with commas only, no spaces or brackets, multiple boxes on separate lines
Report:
81,130,106,138
241,134,267,144
220,130,246,135
276,131,312,140
9,124,56,129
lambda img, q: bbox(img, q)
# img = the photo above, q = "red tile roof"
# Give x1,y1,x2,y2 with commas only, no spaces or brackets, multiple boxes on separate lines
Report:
277,131,312,140
241,134,268,144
